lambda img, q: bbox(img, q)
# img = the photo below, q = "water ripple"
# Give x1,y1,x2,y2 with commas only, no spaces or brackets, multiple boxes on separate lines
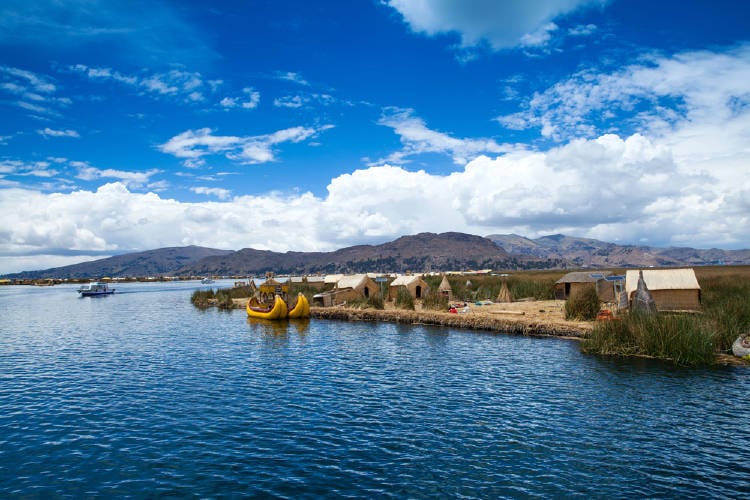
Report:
1,284,749,498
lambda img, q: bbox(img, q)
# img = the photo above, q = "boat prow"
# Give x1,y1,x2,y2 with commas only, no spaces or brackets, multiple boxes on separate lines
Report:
287,293,311,319
246,294,288,320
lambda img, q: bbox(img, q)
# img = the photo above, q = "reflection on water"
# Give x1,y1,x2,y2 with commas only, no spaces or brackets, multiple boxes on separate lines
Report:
1,283,749,498
247,317,311,337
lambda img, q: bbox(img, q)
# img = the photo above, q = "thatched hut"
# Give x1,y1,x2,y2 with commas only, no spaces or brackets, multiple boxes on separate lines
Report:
438,275,453,302
336,274,381,303
496,281,513,303
554,271,612,300
387,275,429,301
625,269,701,312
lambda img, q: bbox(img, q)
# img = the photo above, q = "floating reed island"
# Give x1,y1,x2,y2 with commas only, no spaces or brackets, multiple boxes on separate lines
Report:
193,267,750,367
310,303,590,338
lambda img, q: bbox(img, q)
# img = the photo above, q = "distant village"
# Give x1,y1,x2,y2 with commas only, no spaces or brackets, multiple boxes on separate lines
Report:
4,266,703,315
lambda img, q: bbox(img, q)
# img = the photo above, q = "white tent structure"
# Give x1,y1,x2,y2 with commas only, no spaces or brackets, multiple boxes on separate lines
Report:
625,269,701,312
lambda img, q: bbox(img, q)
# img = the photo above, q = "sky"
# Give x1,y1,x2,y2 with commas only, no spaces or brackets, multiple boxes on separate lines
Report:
1,0,749,274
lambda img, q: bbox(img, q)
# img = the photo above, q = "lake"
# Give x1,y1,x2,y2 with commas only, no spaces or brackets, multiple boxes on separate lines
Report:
1,281,749,498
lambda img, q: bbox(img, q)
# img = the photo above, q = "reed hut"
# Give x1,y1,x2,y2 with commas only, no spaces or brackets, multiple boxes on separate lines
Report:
438,275,453,302
554,271,612,300
388,275,429,301
496,281,513,303
334,274,381,303
625,269,701,312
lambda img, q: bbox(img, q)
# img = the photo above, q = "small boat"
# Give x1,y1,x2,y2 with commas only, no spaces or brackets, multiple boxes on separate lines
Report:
246,294,288,320
201,277,215,284
287,293,311,319
77,281,115,297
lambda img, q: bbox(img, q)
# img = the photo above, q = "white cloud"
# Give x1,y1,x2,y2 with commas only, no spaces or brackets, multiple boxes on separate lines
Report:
387,0,602,51
0,159,57,178
568,23,597,36
220,87,261,109
274,95,304,108
75,165,161,189
3,127,747,274
273,93,337,109
376,107,509,165
159,125,332,165
0,65,70,116
37,128,80,138
276,71,309,86
497,44,750,144
191,186,231,200
70,64,217,104
241,87,260,109
520,22,558,48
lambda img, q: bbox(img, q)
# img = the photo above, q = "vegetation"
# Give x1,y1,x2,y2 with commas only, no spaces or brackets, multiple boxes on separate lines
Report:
394,287,415,310
422,288,449,311
191,284,256,310
431,272,556,303
582,267,750,366
564,286,600,321
191,289,215,309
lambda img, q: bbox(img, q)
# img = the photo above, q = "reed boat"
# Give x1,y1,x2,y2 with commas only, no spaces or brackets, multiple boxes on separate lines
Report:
246,294,288,320
287,292,310,319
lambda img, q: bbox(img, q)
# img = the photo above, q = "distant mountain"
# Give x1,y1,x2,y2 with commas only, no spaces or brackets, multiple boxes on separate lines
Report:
182,232,544,276
487,233,750,267
4,233,551,280
4,246,233,279
7,232,749,280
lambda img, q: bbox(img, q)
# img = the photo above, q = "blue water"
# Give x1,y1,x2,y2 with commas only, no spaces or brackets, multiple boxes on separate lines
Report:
1,282,749,498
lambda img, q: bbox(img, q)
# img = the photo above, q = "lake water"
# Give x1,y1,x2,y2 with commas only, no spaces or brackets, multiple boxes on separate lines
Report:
1,281,749,498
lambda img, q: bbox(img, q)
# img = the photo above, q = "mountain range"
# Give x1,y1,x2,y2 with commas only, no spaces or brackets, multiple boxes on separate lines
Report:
4,232,749,280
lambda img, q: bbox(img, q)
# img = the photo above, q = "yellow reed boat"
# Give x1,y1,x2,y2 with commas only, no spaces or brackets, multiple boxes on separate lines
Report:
287,293,310,319
246,294,288,320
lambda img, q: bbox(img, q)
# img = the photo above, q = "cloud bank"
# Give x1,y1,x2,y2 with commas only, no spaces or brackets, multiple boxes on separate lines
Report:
1,130,747,274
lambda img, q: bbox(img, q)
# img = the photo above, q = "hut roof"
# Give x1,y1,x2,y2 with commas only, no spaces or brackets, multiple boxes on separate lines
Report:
555,271,612,284
336,274,370,290
438,275,452,292
324,274,344,284
389,275,424,287
625,269,700,294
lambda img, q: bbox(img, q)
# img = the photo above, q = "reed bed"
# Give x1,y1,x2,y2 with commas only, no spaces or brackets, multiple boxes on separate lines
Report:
582,269,750,366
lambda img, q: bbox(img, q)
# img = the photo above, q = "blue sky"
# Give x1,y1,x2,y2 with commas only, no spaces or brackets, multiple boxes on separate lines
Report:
1,0,749,274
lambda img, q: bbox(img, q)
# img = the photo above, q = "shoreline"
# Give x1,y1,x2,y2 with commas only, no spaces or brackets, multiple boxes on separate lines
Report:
310,306,591,338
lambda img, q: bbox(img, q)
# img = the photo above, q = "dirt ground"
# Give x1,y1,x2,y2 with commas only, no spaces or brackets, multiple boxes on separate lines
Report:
398,298,593,331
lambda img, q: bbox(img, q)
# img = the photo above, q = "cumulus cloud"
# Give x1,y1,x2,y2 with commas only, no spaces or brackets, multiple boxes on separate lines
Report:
387,0,602,51
159,125,333,165
376,107,509,165
2,129,747,274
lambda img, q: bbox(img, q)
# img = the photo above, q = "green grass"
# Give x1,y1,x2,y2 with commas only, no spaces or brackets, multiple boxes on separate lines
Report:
394,286,415,310
564,285,599,321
